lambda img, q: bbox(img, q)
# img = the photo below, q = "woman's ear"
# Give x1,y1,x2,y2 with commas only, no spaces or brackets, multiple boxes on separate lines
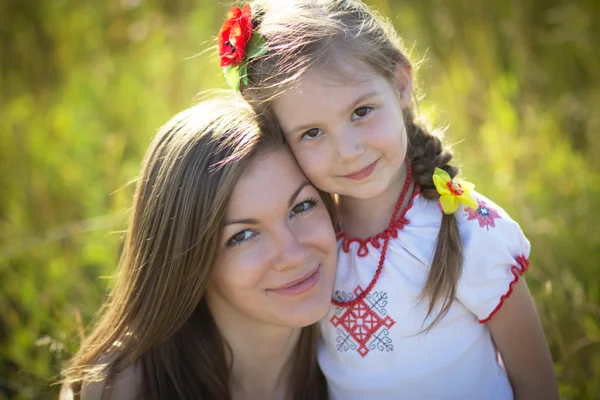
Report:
394,63,413,108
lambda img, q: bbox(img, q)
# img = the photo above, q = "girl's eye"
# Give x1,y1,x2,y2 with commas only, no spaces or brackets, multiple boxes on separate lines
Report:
301,128,324,140
291,198,319,217
351,106,372,121
226,229,256,247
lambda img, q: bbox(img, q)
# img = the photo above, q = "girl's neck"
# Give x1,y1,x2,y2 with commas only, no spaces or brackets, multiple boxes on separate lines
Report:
215,315,300,400
338,162,414,239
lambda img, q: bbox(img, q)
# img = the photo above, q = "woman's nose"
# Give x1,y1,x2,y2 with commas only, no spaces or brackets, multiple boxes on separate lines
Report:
271,225,310,272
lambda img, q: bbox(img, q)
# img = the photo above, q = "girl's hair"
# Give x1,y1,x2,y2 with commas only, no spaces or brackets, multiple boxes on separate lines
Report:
61,96,330,399
241,0,463,330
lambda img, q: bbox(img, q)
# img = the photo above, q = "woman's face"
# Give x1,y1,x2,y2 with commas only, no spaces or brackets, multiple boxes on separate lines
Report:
206,148,337,329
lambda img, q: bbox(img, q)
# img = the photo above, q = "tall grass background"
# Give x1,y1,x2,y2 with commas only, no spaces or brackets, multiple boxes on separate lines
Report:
1,0,598,398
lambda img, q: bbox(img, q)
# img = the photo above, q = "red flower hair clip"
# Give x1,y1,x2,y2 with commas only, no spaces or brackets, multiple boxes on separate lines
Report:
217,4,267,91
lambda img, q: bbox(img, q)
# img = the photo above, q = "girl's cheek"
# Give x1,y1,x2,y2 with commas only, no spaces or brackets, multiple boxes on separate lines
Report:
298,152,323,175
290,143,311,164
369,117,390,138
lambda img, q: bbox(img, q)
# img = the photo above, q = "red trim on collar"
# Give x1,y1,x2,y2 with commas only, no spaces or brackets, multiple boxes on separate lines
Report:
337,186,421,257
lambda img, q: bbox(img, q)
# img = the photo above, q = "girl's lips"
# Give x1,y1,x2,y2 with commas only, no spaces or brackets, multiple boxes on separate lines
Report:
268,265,321,296
343,159,379,180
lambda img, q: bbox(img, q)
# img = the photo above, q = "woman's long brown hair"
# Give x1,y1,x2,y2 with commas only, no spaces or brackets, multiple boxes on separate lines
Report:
61,96,329,399
241,0,464,331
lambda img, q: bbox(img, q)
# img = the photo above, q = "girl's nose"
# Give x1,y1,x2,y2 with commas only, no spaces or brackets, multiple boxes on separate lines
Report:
335,127,366,163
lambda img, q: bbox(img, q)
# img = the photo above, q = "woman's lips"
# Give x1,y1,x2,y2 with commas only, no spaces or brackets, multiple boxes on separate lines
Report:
343,159,379,180
268,265,321,296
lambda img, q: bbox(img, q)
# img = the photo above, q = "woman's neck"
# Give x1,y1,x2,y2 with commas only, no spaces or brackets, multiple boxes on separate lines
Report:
338,163,414,239
213,312,301,400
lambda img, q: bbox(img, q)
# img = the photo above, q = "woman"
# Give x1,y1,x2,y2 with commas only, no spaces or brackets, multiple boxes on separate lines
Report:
60,96,337,399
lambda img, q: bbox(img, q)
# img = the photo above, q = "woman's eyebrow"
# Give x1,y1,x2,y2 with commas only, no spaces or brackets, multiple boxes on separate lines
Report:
289,181,311,207
224,181,312,227
224,217,259,227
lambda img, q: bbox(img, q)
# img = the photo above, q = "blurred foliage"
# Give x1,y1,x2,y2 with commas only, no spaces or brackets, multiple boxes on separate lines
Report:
0,0,598,398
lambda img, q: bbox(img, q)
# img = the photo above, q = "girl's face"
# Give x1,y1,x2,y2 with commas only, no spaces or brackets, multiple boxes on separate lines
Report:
272,58,411,200
206,148,337,329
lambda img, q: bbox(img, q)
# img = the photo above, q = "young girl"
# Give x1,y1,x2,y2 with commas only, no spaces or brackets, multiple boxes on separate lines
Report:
217,1,558,399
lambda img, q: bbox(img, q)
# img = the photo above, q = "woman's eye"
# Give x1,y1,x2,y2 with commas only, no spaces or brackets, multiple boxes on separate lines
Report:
226,230,255,247
291,199,318,217
301,128,324,140
352,106,372,121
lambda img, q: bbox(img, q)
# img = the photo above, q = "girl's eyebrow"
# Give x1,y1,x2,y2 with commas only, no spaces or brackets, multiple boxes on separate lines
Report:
285,122,317,137
285,90,380,136
342,90,379,116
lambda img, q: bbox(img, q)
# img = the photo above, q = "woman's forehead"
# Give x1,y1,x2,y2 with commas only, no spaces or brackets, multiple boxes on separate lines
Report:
225,148,308,217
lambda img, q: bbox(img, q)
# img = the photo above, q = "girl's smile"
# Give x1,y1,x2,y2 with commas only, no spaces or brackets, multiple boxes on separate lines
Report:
342,158,380,181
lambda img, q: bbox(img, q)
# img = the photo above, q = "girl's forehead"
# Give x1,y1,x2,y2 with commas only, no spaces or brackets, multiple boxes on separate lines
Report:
308,52,381,87
284,59,387,101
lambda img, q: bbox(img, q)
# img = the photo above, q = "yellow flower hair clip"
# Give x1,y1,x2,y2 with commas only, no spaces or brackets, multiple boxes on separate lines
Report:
432,167,478,214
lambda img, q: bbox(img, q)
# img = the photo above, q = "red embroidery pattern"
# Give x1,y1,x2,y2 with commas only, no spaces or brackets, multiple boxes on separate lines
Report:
330,285,395,357
480,255,530,323
464,199,501,230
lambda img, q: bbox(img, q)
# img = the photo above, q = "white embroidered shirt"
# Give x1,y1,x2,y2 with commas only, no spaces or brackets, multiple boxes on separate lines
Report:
319,189,530,400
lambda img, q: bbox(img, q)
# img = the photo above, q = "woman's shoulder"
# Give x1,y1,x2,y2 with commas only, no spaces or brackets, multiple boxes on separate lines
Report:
60,362,142,400
88,362,141,399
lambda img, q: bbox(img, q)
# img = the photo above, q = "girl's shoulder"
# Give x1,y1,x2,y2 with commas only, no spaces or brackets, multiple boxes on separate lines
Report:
405,189,529,260
408,189,527,246
452,190,531,323
455,191,528,243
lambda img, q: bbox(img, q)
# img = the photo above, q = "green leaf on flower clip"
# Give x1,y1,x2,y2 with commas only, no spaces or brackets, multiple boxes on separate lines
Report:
246,33,267,60
238,62,249,86
224,65,240,92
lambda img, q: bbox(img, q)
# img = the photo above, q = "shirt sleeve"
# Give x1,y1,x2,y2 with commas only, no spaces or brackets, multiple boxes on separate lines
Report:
455,193,531,323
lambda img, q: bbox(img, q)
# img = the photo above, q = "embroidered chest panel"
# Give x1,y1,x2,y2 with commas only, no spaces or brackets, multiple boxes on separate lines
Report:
330,285,396,357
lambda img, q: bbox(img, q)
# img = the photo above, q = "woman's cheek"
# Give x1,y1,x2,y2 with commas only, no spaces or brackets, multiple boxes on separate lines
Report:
224,240,269,280
302,209,335,246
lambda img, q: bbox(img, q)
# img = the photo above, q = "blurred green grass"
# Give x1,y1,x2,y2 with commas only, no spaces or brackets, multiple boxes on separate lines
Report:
1,0,599,398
